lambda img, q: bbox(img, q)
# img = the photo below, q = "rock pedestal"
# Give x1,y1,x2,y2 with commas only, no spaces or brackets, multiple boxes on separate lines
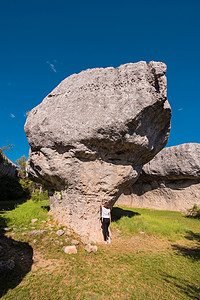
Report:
25,61,171,242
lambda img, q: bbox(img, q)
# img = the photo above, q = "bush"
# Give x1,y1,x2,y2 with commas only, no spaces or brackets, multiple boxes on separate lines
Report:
31,189,49,202
185,204,200,219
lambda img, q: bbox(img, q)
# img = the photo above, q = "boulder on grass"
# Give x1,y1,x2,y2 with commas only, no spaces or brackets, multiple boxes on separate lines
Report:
25,61,171,242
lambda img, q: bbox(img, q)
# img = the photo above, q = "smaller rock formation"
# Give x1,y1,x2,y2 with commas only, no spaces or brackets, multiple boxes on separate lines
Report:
0,153,25,201
0,153,17,179
117,143,200,211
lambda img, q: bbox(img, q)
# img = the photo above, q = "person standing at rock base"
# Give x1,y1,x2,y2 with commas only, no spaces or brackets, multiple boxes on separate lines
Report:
100,196,111,244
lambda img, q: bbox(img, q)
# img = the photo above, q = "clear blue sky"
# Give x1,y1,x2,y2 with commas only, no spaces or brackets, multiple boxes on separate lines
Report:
1,0,200,163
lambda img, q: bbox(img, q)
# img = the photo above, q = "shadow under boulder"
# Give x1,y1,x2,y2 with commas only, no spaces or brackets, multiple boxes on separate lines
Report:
111,207,140,221
0,231,33,297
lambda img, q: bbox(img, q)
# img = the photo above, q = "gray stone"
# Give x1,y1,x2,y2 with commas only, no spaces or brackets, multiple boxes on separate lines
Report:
64,245,77,254
84,244,98,253
31,218,38,223
117,143,200,211
66,229,72,236
4,227,11,231
71,239,79,245
25,61,171,242
28,230,46,236
56,229,65,236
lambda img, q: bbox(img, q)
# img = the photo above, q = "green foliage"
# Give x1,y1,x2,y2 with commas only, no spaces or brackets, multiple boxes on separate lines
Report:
185,204,200,219
31,189,48,202
0,140,14,155
0,141,14,164
15,155,26,179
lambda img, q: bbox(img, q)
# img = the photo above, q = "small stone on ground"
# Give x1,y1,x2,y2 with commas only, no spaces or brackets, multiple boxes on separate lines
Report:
64,245,77,254
71,239,79,245
28,230,46,236
84,244,98,253
56,229,65,236
31,219,38,223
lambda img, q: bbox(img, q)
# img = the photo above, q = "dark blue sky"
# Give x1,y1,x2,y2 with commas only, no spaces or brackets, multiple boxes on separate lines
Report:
1,0,200,163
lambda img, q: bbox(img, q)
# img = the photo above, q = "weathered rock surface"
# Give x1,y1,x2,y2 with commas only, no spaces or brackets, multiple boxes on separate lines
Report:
25,61,171,242
117,143,200,211
0,153,16,178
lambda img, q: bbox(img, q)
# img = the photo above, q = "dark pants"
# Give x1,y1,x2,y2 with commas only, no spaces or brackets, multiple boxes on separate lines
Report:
102,218,110,241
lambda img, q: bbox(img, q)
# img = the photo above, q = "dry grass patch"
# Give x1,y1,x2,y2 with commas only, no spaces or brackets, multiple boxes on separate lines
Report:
107,234,171,254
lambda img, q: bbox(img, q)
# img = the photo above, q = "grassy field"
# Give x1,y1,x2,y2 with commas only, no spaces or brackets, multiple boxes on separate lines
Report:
0,199,200,299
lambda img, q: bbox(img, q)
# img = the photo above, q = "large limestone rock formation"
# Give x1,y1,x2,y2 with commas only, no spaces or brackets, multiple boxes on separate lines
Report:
25,61,171,242
117,143,200,211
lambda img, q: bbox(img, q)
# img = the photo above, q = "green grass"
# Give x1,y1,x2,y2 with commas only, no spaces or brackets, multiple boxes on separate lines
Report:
0,200,200,299
111,206,199,241
0,199,49,228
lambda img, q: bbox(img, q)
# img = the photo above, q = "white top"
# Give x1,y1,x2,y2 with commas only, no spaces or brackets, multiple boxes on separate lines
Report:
101,206,110,218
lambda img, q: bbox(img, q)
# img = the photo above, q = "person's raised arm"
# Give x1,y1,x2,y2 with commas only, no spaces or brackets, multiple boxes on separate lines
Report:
100,195,103,207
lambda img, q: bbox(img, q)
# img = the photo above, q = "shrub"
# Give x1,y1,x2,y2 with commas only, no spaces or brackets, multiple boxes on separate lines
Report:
31,189,48,202
185,204,200,219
